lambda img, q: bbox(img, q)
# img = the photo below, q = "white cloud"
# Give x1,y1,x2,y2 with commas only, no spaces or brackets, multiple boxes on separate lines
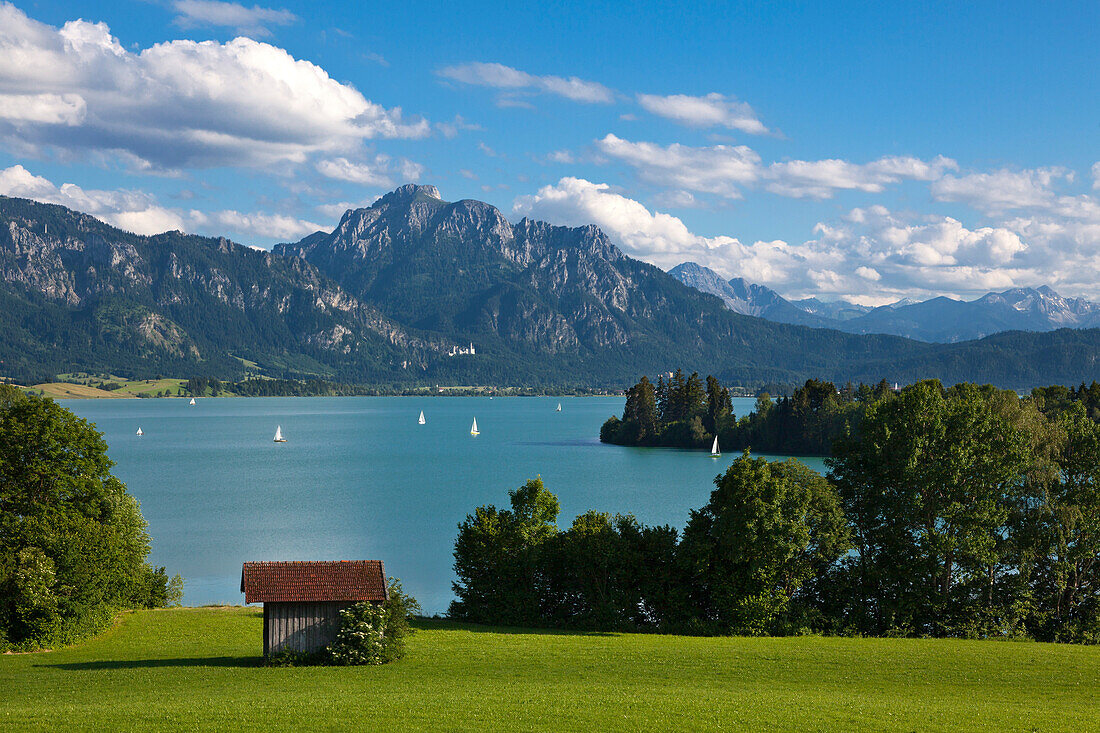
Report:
546,150,575,164
511,177,1100,302
1093,162,1100,190
192,209,324,240
0,164,185,234
0,164,326,241
171,1,296,37
636,92,768,135
397,159,424,181
0,4,429,170
930,168,1069,214
314,198,379,219
437,62,614,104
0,92,85,125
766,155,957,199
513,177,771,276
595,134,760,197
595,134,954,200
316,156,393,187
651,190,701,209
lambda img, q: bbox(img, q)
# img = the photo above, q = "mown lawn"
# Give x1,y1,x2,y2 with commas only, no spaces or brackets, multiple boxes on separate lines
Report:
2,608,1098,731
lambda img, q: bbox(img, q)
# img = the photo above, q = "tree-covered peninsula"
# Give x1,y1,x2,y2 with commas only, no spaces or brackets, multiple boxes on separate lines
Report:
459,380,1100,641
602,371,1100,456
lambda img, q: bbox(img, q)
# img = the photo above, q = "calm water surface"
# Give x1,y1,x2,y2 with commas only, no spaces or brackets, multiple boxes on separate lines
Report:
65,396,824,613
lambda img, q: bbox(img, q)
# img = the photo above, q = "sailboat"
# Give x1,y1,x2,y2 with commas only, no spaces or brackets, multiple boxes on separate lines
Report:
418,410,426,425
470,418,479,436
189,397,196,406
273,425,286,443
556,403,562,412
135,427,143,436
710,435,721,458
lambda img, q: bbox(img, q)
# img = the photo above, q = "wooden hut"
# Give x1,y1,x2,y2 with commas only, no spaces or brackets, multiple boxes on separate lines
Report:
240,560,388,657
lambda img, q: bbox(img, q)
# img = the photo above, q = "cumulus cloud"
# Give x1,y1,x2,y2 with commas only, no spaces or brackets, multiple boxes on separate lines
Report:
765,155,957,199
595,134,761,198
0,4,429,170
930,168,1070,214
511,176,1100,302
636,92,768,135
315,153,422,188
316,157,394,187
0,164,185,234
595,134,954,200
190,208,324,240
0,164,325,241
437,62,614,104
171,1,296,37
512,177,782,280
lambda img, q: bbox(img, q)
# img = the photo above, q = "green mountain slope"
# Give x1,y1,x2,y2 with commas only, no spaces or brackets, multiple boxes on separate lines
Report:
2,188,1098,389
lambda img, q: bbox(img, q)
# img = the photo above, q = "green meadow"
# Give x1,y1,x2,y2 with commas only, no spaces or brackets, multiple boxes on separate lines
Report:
2,608,1098,731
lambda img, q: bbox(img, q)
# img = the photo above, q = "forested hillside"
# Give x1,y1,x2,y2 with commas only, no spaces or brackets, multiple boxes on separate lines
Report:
2,188,1100,389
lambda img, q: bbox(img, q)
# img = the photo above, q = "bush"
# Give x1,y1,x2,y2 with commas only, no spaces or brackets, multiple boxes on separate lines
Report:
325,579,419,666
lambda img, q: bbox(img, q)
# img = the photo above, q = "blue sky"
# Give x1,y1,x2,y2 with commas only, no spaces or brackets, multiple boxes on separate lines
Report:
0,0,1098,303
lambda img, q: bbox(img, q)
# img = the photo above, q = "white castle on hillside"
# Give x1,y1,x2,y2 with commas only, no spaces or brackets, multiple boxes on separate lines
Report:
448,342,476,357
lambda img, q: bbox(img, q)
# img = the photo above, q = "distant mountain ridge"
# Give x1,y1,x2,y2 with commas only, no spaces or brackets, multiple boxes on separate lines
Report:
669,261,1100,342
2,187,1100,389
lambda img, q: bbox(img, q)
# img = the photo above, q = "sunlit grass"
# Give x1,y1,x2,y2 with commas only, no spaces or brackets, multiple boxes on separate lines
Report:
2,608,1098,731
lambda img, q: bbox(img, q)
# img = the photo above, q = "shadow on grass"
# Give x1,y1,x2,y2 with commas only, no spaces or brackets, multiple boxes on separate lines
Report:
413,617,617,637
38,656,263,671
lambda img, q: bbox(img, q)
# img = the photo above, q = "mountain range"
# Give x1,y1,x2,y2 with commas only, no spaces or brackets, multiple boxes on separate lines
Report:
669,261,1100,342
1,185,1099,390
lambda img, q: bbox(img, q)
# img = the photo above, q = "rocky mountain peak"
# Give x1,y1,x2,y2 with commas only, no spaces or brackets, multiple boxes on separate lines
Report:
376,183,443,207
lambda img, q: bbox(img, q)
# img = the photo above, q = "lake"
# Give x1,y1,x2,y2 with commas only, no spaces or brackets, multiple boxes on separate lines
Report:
65,396,825,614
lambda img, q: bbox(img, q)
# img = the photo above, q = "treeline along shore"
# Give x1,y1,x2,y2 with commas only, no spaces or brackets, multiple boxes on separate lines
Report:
21,374,614,400
449,377,1100,641
601,369,1100,455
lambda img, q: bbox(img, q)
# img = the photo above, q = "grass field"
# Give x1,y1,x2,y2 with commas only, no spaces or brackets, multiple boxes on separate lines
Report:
2,609,1099,731
28,378,190,399
26,382,127,399
106,378,187,398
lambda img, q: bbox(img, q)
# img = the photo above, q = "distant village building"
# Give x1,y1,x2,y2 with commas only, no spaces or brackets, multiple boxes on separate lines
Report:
448,342,476,357
240,560,388,657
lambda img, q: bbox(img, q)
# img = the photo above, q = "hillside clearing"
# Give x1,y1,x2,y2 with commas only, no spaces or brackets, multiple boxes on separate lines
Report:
26,382,126,399
1,608,1098,731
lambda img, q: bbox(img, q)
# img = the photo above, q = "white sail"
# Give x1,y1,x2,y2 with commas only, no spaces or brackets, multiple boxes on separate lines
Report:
418,410,426,425
136,427,143,436
711,435,720,456
470,417,479,435
273,425,285,442
189,397,196,405
556,403,562,412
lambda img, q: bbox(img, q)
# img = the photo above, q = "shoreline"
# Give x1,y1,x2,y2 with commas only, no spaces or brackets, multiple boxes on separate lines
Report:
22,382,623,400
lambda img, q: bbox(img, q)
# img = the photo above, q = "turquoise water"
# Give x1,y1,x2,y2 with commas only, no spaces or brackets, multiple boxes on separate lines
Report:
65,396,825,613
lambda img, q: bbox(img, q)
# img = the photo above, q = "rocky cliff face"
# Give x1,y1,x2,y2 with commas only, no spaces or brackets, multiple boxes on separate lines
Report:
275,185,660,354
4,188,1099,389
668,262,829,327
0,195,446,378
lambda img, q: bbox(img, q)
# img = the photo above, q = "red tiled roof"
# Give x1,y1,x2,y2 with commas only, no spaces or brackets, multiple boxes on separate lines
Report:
240,561,388,603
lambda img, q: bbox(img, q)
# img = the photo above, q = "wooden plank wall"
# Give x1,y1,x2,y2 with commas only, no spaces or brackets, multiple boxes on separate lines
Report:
264,602,345,655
